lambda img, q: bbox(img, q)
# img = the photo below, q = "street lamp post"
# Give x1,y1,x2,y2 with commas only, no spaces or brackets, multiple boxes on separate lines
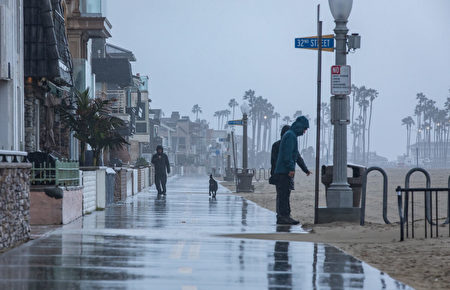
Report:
316,0,359,223
236,102,253,192
241,103,250,169
327,0,354,208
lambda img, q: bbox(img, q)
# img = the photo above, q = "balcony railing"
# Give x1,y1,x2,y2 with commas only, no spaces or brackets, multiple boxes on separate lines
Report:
95,90,127,114
0,150,28,163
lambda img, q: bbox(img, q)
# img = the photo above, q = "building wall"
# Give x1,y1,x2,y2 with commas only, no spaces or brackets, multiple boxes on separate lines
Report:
0,162,31,250
0,0,24,151
81,170,96,214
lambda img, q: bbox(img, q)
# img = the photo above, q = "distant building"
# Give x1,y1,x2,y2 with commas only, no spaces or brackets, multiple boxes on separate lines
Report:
128,74,151,162
159,112,211,167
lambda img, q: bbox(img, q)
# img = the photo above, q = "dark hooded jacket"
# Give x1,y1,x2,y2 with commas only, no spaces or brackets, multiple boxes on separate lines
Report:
151,145,170,175
270,125,309,176
274,116,309,174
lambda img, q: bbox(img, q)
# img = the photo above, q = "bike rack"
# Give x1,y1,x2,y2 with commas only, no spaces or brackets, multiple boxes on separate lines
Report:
254,169,261,182
360,167,389,226
396,186,405,241
404,168,433,238
254,168,270,182
445,175,450,225
263,168,270,181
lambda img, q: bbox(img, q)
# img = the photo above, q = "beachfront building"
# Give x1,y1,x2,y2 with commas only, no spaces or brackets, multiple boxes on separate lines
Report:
92,40,136,165
23,0,73,157
0,0,31,251
128,74,151,162
66,0,111,160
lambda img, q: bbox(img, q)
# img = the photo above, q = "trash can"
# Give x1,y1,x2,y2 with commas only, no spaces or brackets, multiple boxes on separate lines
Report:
321,164,366,207
105,168,116,207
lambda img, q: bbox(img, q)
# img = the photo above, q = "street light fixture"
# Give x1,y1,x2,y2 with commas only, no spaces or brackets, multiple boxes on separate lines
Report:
320,0,355,221
236,101,253,192
328,0,352,21
240,102,250,115
240,102,250,170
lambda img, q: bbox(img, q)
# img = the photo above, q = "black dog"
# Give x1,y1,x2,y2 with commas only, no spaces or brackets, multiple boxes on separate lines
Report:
209,174,218,198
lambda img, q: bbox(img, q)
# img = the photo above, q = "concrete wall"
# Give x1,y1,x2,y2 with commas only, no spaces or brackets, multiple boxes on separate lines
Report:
138,168,145,192
62,187,83,224
96,167,106,209
114,169,127,202
0,163,31,250
144,167,149,188
30,187,82,225
82,171,96,214
132,169,138,195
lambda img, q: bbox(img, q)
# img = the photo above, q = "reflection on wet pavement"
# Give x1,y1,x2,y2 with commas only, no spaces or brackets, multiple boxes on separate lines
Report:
0,176,411,289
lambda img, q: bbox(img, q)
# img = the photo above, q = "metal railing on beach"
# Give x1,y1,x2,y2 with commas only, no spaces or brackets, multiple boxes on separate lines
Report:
396,185,450,241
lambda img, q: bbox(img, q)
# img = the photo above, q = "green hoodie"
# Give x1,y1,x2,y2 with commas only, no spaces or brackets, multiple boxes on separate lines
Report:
274,116,309,174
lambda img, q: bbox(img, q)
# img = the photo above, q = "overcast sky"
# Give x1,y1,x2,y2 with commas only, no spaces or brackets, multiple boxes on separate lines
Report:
106,0,450,160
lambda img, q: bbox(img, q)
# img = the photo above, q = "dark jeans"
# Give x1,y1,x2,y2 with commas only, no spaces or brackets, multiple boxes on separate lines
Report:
155,173,167,194
275,174,291,218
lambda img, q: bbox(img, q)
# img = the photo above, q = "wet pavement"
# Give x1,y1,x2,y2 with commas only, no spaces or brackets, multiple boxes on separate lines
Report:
0,176,410,289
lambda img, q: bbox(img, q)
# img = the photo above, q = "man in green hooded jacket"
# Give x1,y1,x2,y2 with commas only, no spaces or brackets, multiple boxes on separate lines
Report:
274,116,311,225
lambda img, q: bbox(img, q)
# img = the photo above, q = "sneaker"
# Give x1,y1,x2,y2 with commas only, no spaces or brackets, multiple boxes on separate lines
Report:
287,217,300,225
277,216,300,225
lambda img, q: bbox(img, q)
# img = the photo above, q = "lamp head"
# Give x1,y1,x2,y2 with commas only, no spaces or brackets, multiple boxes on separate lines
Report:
240,102,250,115
328,0,353,21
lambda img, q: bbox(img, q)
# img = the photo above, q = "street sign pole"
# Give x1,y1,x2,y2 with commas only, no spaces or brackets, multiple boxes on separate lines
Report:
314,4,322,224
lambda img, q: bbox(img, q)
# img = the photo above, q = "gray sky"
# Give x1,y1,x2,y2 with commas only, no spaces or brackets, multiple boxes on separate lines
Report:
107,0,450,160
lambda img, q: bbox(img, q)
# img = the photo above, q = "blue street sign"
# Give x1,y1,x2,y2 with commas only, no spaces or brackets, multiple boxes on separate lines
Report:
295,37,334,49
227,120,243,126
218,138,227,142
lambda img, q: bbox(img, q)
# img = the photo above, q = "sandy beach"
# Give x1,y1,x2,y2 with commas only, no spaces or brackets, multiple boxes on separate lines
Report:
221,168,450,290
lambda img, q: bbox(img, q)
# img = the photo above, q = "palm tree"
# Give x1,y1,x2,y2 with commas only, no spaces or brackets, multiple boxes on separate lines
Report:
401,116,415,156
191,104,202,121
415,93,427,157
366,88,378,164
59,88,128,166
357,86,370,164
243,89,257,163
255,96,266,153
293,110,303,120
228,98,239,120
59,89,92,165
222,109,231,129
444,96,450,165
273,112,280,143
90,113,129,166
214,111,221,130
283,116,291,125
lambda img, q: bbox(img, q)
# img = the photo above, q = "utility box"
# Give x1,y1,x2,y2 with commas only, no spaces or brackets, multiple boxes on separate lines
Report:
321,164,366,207
236,169,254,192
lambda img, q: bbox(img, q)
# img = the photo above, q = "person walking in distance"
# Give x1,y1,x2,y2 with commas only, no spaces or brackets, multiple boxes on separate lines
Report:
274,116,311,225
151,145,170,195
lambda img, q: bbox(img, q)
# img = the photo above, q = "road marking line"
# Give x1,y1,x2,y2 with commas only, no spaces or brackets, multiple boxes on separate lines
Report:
188,243,201,260
181,286,197,290
178,267,193,274
170,241,185,259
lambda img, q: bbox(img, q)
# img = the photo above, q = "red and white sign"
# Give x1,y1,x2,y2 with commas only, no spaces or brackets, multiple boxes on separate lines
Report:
331,65,351,95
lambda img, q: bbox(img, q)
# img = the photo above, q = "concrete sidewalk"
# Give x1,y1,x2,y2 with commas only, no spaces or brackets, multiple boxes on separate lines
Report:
0,176,410,289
